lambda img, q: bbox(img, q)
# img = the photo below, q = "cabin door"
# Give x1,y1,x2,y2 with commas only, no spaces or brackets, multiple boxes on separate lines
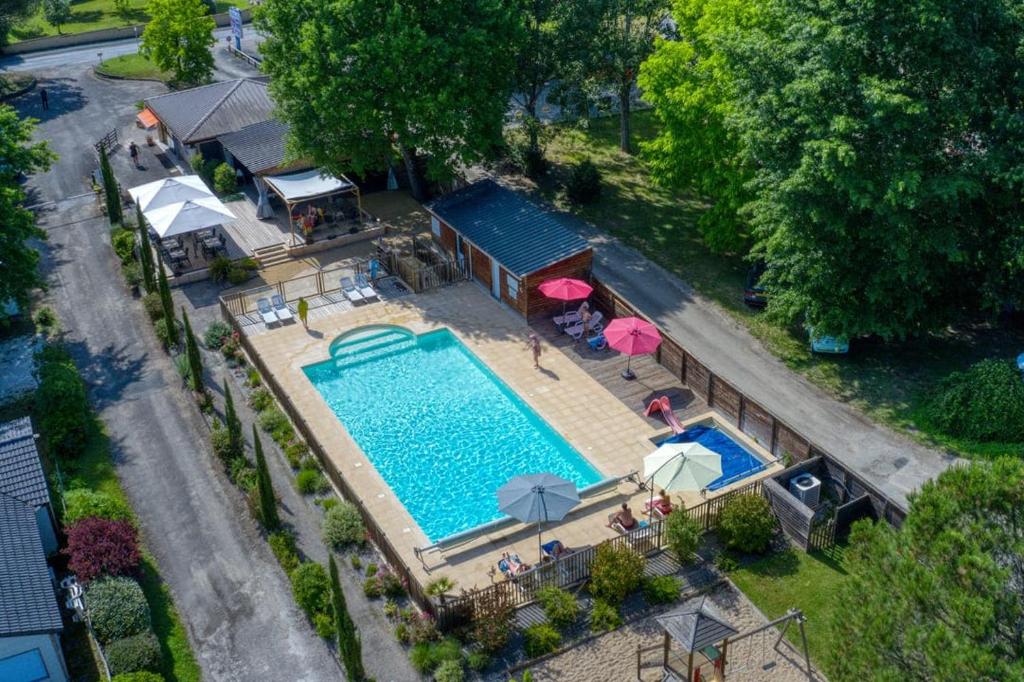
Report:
490,259,501,299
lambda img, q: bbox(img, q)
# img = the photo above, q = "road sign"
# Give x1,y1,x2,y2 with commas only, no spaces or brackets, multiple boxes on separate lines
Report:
229,7,243,49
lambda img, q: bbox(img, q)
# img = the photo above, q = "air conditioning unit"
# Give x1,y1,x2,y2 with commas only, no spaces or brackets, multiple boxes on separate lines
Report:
789,473,821,508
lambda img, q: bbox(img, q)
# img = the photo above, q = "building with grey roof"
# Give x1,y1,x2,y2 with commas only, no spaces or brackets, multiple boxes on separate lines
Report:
0,417,57,555
0,493,67,682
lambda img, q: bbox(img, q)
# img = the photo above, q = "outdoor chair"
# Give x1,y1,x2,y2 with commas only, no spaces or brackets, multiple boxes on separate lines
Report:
340,277,366,304
256,298,279,327
587,334,608,351
271,294,294,322
355,273,377,300
553,310,582,327
565,312,605,341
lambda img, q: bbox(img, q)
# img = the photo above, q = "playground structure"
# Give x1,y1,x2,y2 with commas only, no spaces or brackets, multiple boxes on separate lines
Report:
645,395,686,434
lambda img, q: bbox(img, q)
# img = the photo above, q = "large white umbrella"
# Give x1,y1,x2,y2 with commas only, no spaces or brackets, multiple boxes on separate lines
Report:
128,175,213,213
498,473,580,563
144,196,237,238
644,441,722,499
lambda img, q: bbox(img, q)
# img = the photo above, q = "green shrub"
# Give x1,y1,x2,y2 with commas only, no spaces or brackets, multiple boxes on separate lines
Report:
122,261,142,289
714,552,738,573
322,501,365,548
589,599,622,633
718,493,775,554
425,576,455,599
407,612,440,644
589,543,645,605
319,497,338,511
284,441,309,468
35,345,90,459
213,162,237,194
466,650,490,672
523,623,561,658
366,563,378,577
395,622,409,643
565,158,601,204
296,469,326,495
248,387,273,411
111,227,136,264
111,672,164,682
268,530,300,574
208,256,232,283
383,598,399,619
472,597,515,653
290,562,331,618
258,407,293,442
536,586,579,630
378,570,405,598
33,306,59,335
410,637,462,674
104,631,162,676
313,612,335,639
664,509,702,564
190,152,214,183
434,658,465,682
246,368,261,387
153,317,180,349
142,292,164,321
211,425,234,465
229,458,257,492
924,358,1024,442
63,489,133,526
642,575,681,605
350,554,362,571
363,576,382,598
86,577,151,643
203,321,233,349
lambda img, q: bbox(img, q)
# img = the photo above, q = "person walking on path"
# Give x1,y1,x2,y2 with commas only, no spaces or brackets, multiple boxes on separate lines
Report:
39,87,48,111
526,332,542,369
129,141,140,168
297,297,309,329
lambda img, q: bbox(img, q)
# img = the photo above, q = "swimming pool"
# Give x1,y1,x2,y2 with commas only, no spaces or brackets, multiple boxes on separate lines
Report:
304,326,602,541
664,423,767,490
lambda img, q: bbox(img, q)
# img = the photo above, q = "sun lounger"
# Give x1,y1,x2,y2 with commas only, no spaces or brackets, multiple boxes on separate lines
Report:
271,294,294,322
354,273,377,300
340,277,365,304
644,499,673,518
612,519,650,535
565,311,605,340
497,552,529,580
553,310,582,327
257,298,278,327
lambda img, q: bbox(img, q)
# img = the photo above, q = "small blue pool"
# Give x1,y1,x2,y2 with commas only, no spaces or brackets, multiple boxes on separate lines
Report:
665,424,767,490
304,326,602,542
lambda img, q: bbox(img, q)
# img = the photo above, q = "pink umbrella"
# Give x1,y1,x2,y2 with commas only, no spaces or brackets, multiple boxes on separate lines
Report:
538,278,593,320
604,316,662,380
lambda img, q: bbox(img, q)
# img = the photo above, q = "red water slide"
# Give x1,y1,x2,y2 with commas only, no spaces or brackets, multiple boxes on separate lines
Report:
644,395,685,434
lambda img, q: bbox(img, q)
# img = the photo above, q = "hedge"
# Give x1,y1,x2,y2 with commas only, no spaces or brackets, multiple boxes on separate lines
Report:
86,577,151,644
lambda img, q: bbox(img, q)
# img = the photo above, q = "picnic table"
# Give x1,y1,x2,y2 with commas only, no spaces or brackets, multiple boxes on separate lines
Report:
166,248,187,262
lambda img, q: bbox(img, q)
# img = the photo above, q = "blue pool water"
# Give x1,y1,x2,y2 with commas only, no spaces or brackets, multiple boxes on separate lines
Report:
304,326,602,541
665,424,767,490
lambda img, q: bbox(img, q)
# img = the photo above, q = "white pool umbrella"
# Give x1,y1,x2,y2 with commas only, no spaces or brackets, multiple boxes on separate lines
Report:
643,442,722,493
128,175,213,213
144,196,237,238
498,473,580,562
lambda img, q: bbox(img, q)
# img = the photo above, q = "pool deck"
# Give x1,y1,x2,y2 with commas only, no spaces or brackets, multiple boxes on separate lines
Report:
244,282,780,591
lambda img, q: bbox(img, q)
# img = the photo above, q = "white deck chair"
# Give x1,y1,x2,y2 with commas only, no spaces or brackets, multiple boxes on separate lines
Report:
354,273,377,300
271,294,294,322
340,277,365,304
256,298,278,327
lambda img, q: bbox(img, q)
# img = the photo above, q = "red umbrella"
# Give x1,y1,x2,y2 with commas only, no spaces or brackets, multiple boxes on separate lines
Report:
538,278,593,321
604,316,662,380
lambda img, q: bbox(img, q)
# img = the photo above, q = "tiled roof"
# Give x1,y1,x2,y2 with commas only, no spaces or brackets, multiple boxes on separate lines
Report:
0,493,62,636
0,417,48,509
219,119,296,174
656,596,738,653
145,78,276,144
426,180,591,277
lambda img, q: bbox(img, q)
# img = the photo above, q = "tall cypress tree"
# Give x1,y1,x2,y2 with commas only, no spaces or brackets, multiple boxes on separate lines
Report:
182,307,204,392
99,145,123,225
136,204,156,294
252,424,279,529
223,379,243,460
156,259,178,346
329,554,364,681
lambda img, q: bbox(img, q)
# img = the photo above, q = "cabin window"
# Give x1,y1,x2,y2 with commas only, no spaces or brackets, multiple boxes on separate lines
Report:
506,274,520,299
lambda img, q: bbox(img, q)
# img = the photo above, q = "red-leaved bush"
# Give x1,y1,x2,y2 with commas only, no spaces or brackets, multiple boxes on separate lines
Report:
64,517,141,583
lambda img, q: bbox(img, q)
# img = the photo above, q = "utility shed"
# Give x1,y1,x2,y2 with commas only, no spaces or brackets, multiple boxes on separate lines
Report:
425,180,593,316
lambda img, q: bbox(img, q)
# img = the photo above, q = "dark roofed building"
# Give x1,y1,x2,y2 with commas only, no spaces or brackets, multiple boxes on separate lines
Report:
0,418,57,555
0,493,67,682
425,180,593,317
218,119,308,177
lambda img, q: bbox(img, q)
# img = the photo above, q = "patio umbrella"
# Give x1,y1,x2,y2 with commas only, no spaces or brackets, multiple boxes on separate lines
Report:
498,473,580,563
643,441,722,516
604,316,662,380
538,277,593,320
128,175,213,213
144,196,237,239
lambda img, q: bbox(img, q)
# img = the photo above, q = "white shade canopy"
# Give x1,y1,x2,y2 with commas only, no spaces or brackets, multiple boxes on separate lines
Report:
644,442,722,492
144,196,236,238
128,175,213,213
264,169,355,202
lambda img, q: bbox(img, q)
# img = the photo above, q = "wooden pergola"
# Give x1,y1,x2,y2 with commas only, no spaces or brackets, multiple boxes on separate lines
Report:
263,169,363,246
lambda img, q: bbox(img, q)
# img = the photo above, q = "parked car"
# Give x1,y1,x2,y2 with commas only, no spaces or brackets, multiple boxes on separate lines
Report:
743,262,768,308
809,328,850,354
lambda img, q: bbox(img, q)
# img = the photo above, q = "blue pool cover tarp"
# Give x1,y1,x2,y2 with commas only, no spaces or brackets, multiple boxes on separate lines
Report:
665,425,766,491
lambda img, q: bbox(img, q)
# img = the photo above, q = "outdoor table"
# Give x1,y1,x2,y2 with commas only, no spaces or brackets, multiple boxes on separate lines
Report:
167,248,187,262
202,235,221,251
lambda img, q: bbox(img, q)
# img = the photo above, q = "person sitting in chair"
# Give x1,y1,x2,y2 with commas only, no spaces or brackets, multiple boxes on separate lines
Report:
607,503,637,531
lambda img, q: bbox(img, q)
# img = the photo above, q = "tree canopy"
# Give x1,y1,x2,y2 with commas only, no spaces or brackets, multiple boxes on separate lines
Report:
0,0,38,46
257,0,518,200
829,458,1024,681
0,105,54,312
141,0,215,85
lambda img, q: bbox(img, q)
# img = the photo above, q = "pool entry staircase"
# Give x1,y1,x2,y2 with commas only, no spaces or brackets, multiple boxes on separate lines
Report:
328,325,417,370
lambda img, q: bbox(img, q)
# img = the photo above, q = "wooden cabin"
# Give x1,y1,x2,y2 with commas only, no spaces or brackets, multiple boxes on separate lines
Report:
425,180,593,317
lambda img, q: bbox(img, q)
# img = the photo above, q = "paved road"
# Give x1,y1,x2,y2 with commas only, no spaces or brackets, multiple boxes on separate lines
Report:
19,66,340,681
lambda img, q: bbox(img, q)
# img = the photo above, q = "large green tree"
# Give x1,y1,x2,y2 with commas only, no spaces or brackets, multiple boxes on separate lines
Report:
99,144,122,226
0,0,38,46
638,0,763,252
328,554,364,680
41,0,70,33
252,425,279,529
510,0,561,152
723,0,1024,339
0,105,54,311
830,458,1024,681
256,0,518,200
561,0,670,153
141,0,215,85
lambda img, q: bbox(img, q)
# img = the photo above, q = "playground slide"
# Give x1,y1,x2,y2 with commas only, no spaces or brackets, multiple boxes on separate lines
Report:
644,395,685,434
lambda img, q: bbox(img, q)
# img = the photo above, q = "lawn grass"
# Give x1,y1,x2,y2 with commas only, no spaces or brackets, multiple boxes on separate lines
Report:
96,53,172,81
536,110,1024,460
727,545,848,675
8,0,249,42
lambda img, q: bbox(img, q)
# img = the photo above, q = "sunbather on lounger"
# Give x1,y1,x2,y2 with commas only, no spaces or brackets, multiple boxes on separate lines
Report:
607,503,638,531
498,552,530,579
644,490,674,517
542,540,572,560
